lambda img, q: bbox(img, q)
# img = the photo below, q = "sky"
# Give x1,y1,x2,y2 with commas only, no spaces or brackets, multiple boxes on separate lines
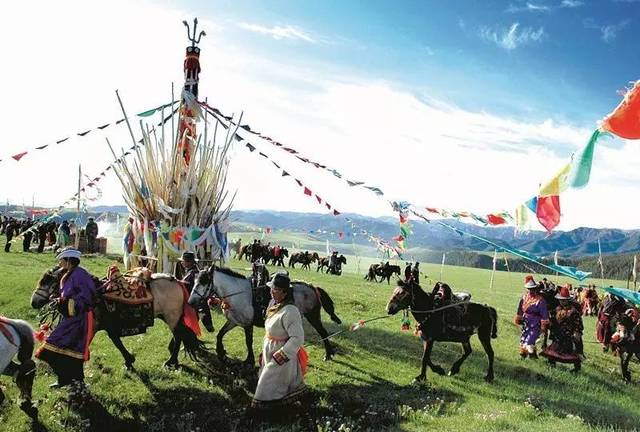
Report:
1,0,639,231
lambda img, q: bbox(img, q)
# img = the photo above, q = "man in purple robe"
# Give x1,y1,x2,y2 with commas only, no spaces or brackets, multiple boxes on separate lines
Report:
514,275,549,359
36,248,96,387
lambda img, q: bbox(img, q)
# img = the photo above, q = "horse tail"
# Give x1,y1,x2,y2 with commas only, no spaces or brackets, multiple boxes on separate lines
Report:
174,318,208,361
316,288,342,324
490,306,498,339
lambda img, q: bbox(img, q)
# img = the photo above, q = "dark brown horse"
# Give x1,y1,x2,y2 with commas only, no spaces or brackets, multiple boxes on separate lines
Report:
367,263,400,284
288,252,319,270
386,280,497,383
32,267,206,370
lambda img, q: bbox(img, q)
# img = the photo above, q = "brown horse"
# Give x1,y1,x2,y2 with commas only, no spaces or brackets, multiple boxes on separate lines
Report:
609,310,640,382
32,267,205,370
289,252,319,270
386,280,497,383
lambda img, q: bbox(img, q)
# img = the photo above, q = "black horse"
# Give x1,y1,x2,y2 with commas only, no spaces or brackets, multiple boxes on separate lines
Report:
386,280,497,383
288,252,319,270
610,311,640,382
367,263,400,284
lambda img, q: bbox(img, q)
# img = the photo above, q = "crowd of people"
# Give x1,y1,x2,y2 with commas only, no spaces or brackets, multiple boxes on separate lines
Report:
0,215,99,254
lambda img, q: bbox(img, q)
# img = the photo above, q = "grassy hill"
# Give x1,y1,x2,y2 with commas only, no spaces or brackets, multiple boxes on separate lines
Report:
1,236,639,431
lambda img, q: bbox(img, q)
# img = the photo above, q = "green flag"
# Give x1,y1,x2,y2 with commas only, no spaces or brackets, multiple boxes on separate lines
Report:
568,129,601,189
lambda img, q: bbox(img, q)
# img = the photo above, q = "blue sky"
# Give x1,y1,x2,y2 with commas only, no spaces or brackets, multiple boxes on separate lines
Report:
1,0,639,230
185,0,640,126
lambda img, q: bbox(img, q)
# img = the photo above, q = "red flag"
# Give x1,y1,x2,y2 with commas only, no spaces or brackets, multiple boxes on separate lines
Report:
487,214,506,225
12,151,28,161
602,81,640,139
338,232,344,240
425,207,439,214
536,195,561,232
399,214,409,224
303,187,312,196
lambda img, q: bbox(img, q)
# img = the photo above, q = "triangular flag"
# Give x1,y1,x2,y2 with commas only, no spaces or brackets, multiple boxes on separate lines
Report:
601,80,640,139
315,195,322,204
295,179,303,187
303,187,312,196
539,162,571,196
525,197,538,214
77,130,91,137
12,151,28,161
333,209,340,216
35,145,49,150
281,170,290,177
246,143,256,152
536,195,561,232
56,137,69,144
487,214,507,225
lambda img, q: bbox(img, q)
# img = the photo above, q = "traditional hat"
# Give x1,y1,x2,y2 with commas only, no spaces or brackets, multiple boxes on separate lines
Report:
56,247,81,260
555,286,571,300
524,275,537,289
267,272,291,291
180,251,196,263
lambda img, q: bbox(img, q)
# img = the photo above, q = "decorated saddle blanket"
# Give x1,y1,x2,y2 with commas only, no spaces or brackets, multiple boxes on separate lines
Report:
103,266,154,305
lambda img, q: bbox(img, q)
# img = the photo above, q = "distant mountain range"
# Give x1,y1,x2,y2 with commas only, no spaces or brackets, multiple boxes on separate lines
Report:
229,210,640,258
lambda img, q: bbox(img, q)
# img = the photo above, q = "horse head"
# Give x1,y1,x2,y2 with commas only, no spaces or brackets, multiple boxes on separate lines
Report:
32,266,64,309
387,279,419,315
339,255,347,264
282,248,289,257
188,267,215,307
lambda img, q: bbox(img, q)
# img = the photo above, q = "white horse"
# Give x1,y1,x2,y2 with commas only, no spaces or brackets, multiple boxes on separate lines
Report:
0,317,38,418
188,266,342,364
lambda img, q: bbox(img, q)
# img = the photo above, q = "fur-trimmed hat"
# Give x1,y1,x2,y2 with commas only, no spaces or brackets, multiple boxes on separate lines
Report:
56,247,81,260
267,272,291,292
524,275,537,289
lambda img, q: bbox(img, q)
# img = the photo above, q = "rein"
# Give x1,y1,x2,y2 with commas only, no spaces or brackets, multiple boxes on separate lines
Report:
408,300,470,315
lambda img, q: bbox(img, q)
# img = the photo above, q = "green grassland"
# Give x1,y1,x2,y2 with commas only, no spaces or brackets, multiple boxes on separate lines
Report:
1,235,639,432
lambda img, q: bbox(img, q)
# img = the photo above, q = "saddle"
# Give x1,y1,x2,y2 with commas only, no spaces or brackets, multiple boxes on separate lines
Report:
103,266,154,305
102,266,155,337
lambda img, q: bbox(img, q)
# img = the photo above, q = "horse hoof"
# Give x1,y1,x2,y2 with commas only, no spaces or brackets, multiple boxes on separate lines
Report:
484,374,494,383
163,360,179,369
412,375,426,384
448,368,459,376
433,366,446,376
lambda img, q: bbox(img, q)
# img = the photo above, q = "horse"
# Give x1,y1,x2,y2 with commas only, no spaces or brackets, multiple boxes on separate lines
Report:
288,252,319,270
378,264,401,284
238,244,252,261
364,264,380,282
609,310,640,382
32,267,205,370
317,257,330,273
273,248,288,267
386,280,497,383
0,317,38,418
230,239,242,259
327,255,347,275
188,266,342,363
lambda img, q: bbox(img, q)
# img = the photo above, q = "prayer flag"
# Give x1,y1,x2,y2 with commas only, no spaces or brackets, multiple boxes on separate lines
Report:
303,187,312,196
539,163,571,196
567,129,601,189
11,151,28,161
601,80,640,139
487,214,507,225
536,195,561,232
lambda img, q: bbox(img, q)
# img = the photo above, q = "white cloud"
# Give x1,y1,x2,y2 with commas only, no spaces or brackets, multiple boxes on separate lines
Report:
560,0,584,7
480,23,545,50
0,0,637,230
507,2,551,12
238,22,316,43
584,18,630,43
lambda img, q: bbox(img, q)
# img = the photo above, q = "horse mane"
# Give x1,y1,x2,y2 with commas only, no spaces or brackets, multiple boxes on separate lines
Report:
291,280,318,290
213,265,247,279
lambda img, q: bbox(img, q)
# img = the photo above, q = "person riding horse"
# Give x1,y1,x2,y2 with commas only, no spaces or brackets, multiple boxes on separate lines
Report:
177,252,213,333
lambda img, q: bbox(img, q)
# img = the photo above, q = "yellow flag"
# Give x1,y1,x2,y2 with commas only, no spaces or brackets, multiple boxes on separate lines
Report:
539,163,571,197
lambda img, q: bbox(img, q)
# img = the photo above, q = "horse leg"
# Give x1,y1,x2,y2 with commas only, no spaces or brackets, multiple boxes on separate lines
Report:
449,341,472,376
305,311,335,361
107,329,136,370
479,333,495,382
243,326,255,366
165,333,183,368
217,320,236,362
621,351,632,383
